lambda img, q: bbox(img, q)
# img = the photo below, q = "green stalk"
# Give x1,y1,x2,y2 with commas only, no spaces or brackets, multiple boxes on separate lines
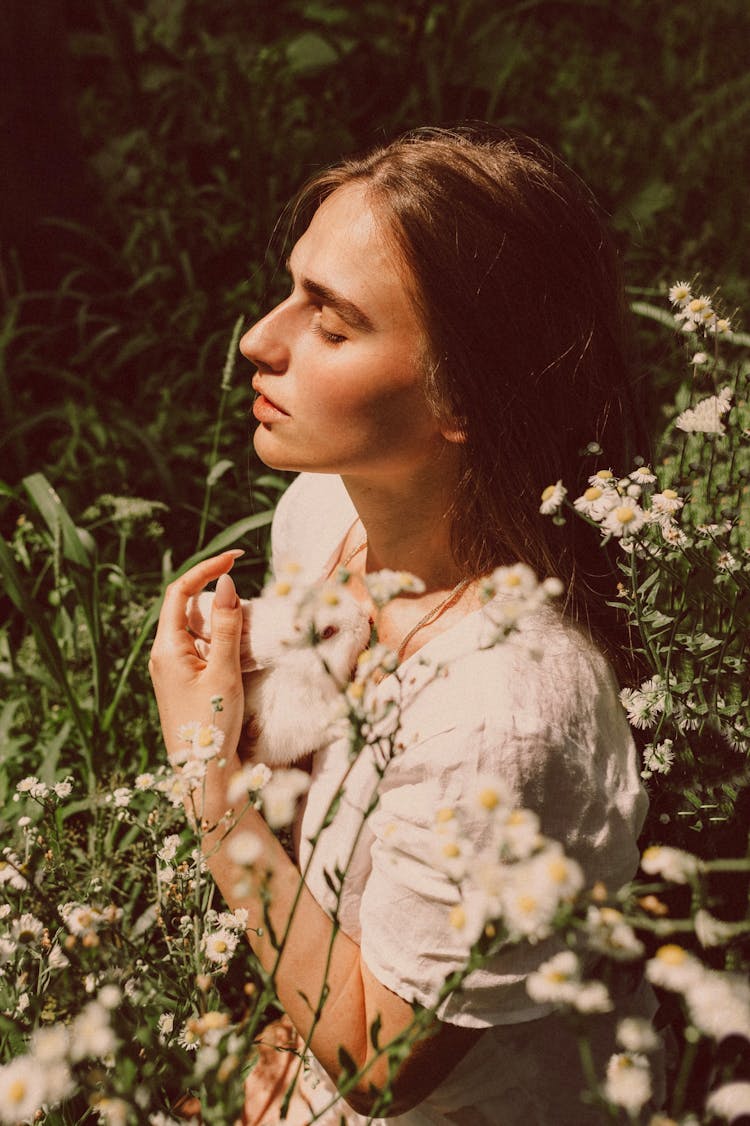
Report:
196,316,244,553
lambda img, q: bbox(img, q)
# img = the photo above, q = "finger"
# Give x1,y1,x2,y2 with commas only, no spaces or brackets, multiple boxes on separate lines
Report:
207,572,243,668
186,591,215,640
155,551,243,639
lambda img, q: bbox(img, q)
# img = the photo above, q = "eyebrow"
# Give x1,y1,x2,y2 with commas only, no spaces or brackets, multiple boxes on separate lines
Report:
285,256,375,333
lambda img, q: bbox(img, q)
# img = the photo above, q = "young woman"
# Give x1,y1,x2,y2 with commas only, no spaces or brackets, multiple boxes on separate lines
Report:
150,127,660,1123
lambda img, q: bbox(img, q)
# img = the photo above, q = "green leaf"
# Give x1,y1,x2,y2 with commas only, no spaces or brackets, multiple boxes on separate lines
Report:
337,1044,358,1082
0,536,90,745
369,1012,382,1050
286,32,338,73
22,473,93,569
206,458,234,487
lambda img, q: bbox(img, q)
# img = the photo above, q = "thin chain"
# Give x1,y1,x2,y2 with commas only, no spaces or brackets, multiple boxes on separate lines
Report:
395,578,472,663
338,530,471,663
339,536,368,569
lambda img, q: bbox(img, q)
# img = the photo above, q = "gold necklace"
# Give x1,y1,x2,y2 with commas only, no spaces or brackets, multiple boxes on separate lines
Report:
395,578,472,662
337,532,471,662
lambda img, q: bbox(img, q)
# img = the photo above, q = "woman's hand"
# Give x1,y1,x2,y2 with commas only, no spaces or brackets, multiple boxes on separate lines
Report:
149,551,245,771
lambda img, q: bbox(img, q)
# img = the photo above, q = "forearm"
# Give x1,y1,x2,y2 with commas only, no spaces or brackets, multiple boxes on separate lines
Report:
194,757,405,1107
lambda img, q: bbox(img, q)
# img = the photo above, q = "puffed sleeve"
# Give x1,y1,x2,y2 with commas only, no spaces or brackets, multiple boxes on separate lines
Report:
357,615,647,1028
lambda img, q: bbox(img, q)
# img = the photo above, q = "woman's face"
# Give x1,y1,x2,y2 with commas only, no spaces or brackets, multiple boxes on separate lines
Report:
241,184,455,480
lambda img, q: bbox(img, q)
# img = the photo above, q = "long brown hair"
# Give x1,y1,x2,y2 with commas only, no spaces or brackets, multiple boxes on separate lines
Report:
287,125,647,665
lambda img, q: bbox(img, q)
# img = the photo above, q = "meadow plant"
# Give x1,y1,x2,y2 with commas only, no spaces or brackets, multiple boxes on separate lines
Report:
1,289,749,1123
542,282,749,846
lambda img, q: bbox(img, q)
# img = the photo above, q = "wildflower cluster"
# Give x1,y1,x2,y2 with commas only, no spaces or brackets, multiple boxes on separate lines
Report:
431,780,585,948
668,281,732,337
539,283,749,833
0,761,273,1124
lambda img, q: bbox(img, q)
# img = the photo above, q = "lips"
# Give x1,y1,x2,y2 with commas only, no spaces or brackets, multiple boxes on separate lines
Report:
252,377,289,420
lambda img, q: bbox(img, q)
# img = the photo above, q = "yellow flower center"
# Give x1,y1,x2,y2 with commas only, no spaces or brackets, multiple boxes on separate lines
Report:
541,485,557,501
214,940,227,953
662,489,678,499
197,727,215,748
323,591,340,606
449,905,466,929
442,842,460,859
584,487,603,501
518,895,537,914
615,506,636,524
689,298,707,313
478,788,500,810
595,469,613,480
504,573,522,587
9,1080,26,1103
656,944,687,965
507,810,526,826
274,581,292,596
548,858,569,883
435,807,455,823
348,682,364,700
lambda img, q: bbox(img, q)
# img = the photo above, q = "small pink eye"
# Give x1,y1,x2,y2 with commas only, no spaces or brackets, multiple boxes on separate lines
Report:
321,625,337,640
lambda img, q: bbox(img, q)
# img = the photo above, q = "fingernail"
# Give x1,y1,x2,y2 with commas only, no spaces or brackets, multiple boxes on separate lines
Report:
215,573,239,609
227,549,245,558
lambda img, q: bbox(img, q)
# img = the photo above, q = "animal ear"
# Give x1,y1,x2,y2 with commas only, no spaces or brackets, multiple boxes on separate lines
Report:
320,625,338,640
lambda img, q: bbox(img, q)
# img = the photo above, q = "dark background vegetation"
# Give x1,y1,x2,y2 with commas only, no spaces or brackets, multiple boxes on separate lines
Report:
2,0,749,561
1,8,748,1112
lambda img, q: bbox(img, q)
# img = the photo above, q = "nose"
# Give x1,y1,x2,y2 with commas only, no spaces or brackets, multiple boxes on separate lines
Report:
240,302,290,374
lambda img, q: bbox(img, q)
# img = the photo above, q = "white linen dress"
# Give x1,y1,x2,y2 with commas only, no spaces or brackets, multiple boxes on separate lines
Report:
267,472,660,1125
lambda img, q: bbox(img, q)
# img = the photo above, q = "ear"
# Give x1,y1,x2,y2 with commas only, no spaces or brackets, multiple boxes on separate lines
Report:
440,418,467,444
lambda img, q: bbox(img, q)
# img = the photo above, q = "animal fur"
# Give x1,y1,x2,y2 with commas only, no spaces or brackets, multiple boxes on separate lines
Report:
187,586,370,766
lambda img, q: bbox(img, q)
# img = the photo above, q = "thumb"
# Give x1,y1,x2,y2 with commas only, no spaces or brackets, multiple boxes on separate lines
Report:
208,573,242,665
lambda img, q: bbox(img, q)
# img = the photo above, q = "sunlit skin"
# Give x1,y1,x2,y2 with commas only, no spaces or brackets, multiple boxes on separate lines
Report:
241,183,475,645
150,188,486,1115
242,182,451,481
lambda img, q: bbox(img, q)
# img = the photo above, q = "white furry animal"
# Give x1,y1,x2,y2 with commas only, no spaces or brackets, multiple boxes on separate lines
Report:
186,584,371,766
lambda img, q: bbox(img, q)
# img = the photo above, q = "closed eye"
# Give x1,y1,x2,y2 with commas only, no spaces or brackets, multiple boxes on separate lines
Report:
311,319,347,347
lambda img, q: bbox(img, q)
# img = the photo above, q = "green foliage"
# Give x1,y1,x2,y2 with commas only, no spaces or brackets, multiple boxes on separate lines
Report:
1,5,749,1121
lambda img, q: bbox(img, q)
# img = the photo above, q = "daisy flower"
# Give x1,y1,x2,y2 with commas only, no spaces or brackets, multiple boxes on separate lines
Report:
706,1082,750,1121
573,484,619,520
602,1052,652,1114
363,569,426,608
588,468,616,487
260,768,311,829
616,1017,661,1054
675,387,732,435
226,762,272,804
641,845,701,884
645,944,706,993
0,1056,47,1124
620,675,667,729
628,465,657,484
226,831,264,866
70,1001,118,1060
585,906,644,961
202,928,239,965
601,500,648,539
650,488,684,516
668,281,692,306
539,480,566,515
641,739,675,776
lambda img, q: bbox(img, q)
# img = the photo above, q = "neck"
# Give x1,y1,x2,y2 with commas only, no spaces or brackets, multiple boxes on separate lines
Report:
341,457,464,591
